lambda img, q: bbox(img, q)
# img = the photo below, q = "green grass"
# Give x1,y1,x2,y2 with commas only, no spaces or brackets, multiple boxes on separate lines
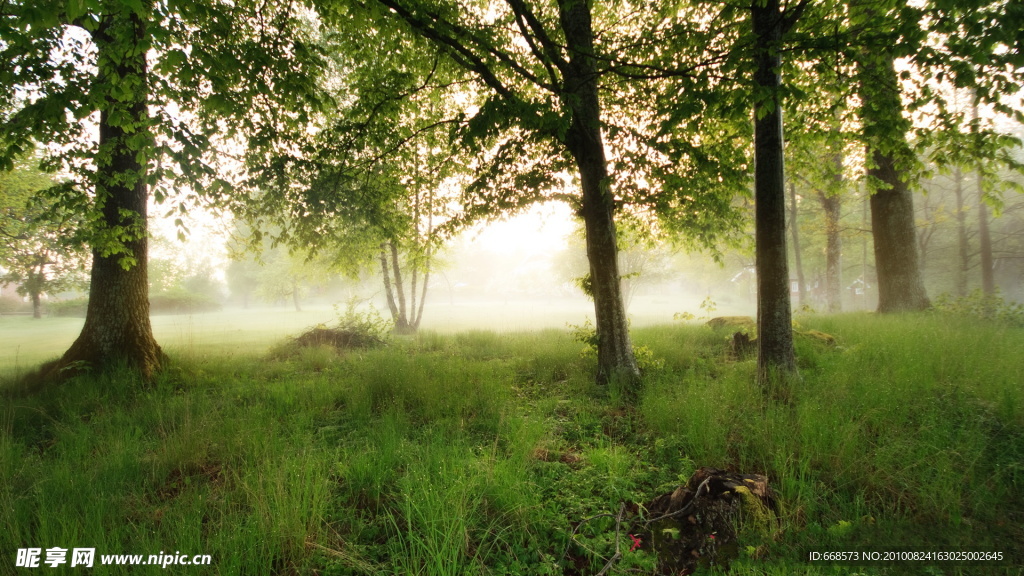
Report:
1,313,1022,575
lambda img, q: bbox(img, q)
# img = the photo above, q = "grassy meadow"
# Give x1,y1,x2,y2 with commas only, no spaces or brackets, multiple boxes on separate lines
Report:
1,310,1022,575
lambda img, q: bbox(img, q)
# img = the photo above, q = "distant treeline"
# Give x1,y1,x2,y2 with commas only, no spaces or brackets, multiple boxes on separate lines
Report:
45,289,223,317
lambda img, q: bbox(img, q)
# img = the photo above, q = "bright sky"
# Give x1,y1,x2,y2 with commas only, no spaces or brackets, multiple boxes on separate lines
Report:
148,198,580,281
465,201,577,256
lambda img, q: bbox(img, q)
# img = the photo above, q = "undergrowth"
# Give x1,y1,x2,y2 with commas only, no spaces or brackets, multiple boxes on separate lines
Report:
1,314,1021,575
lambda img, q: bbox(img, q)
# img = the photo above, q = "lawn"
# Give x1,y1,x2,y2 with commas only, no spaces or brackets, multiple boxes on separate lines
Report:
1,312,1021,575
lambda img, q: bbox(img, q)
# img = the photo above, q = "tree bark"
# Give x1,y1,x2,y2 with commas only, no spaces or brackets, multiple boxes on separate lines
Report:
559,0,639,385
788,182,807,308
44,8,164,380
751,0,797,380
859,52,930,313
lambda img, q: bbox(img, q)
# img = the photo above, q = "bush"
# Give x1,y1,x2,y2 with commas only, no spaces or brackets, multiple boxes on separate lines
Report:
49,297,88,317
933,289,1024,327
49,289,222,317
0,295,32,315
149,288,222,315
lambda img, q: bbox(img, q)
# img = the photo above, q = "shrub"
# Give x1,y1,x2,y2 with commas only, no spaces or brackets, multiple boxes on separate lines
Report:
932,289,1024,327
49,297,88,317
0,295,32,315
149,288,222,315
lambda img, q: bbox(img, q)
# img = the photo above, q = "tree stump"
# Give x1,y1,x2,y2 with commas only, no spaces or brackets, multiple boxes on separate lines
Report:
634,467,778,575
731,331,757,359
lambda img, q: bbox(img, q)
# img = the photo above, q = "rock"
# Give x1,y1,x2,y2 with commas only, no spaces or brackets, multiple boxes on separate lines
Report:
634,467,778,575
706,316,756,330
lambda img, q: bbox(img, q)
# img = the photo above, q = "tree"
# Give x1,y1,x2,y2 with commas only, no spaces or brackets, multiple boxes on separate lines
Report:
847,2,929,312
0,0,324,379
377,176,442,335
788,181,807,307
859,66,931,312
788,108,848,313
750,0,807,378
305,0,754,384
555,217,674,310
226,258,261,309
0,158,88,318
849,0,1024,312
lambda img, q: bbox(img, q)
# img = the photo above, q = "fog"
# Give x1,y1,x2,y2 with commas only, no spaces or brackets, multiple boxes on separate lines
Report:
146,182,1024,339
140,200,772,335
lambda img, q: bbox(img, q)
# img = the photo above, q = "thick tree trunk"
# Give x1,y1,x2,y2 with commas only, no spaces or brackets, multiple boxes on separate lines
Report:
788,182,807,307
867,150,930,312
44,9,164,380
859,53,930,313
751,0,796,380
559,0,639,385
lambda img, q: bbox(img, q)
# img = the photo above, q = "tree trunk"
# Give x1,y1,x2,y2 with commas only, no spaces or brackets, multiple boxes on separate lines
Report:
862,188,870,309
751,0,796,380
389,242,413,333
414,265,429,330
859,52,930,313
379,244,401,322
821,145,843,312
953,165,969,297
974,103,995,297
867,150,930,312
559,0,639,385
44,9,164,380
978,180,994,296
788,182,807,307
31,288,42,319
291,278,301,312
27,259,45,319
